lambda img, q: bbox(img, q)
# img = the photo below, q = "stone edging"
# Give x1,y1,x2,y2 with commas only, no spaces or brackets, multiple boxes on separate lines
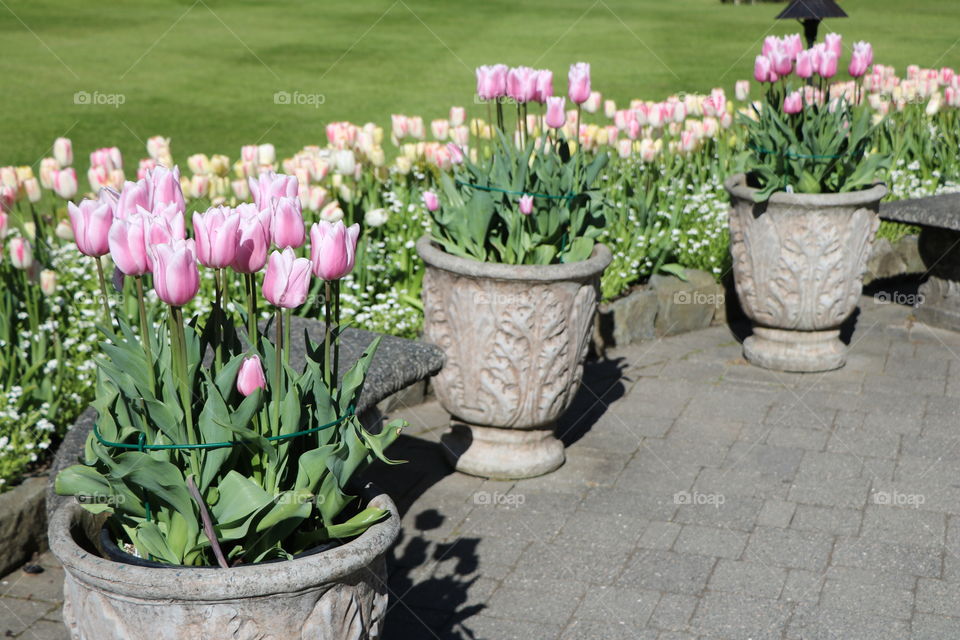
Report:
0,474,48,576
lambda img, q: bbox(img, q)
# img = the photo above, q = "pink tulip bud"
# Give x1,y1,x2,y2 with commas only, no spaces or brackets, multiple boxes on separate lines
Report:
270,196,305,249
0,212,7,238
116,179,151,220
193,206,241,269
23,178,41,204
735,80,750,102
237,355,266,396
852,41,874,69
152,239,199,306
796,50,814,79
431,119,450,140
819,51,838,79
536,70,554,103
108,213,150,276
783,91,803,114
507,66,539,103
309,220,359,281
147,166,186,214
408,116,425,140
423,191,439,212
518,194,534,215
849,51,870,78
262,247,312,308
446,143,464,165
449,106,466,127
785,34,803,58
232,208,270,274
583,91,602,114
52,168,78,199
604,99,617,119
825,33,843,59
762,36,778,58
137,158,157,181
754,55,774,83
53,138,73,167
68,198,113,257
771,49,793,77
40,269,57,295
568,62,591,104
545,96,567,129
8,237,33,270
247,170,298,210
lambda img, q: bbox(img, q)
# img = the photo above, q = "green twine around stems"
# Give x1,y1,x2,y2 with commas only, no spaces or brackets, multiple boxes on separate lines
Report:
748,143,849,161
454,180,576,200
92,406,355,452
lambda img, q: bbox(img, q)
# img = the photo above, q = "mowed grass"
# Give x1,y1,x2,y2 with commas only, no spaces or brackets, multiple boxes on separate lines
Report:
0,0,958,171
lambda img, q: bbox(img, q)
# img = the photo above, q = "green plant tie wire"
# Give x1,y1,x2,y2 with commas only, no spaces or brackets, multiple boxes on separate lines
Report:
748,143,848,161
454,180,576,201
92,406,355,452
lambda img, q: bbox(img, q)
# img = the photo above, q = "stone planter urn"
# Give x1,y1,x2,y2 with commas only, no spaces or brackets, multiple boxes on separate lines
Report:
725,174,887,372
48,485,399,640
417,236,611,479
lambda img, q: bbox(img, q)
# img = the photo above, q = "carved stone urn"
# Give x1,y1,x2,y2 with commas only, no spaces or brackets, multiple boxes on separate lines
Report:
47,485,398,640
417,236,611,479
725,174,886,372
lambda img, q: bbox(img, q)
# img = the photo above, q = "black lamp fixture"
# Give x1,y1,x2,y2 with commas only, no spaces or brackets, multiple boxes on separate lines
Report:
776,0,848,49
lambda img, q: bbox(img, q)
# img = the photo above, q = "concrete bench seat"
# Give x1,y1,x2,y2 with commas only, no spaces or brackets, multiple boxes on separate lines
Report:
880,193,960,330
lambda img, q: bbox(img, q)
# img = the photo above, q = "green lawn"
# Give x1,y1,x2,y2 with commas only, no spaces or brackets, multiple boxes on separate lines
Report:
1,0,958,170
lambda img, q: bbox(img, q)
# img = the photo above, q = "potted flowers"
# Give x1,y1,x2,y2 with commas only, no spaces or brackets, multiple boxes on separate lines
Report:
728,35,890,372
417,63,612,479
49,168,404,639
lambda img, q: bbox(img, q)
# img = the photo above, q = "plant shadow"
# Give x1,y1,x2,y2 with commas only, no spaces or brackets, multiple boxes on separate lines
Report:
555,355,629,447
362,428,484,639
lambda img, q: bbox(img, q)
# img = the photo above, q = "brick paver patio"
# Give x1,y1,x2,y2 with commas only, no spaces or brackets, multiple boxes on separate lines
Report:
5,294,960,639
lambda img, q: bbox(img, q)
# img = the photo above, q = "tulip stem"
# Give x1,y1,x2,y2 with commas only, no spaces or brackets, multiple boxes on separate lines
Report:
284,307,291,367
94,258,115,330
169,306,199,478
333,279,341,394
135,276,155,392
245,273,259,351
274,308,283,439
323,280,332,391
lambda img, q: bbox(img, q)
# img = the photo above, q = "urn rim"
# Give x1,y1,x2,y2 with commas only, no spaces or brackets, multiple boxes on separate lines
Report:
724,173,887,208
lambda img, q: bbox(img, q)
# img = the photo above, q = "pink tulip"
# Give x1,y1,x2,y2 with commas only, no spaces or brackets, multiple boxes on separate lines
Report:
507,66,539,103
519,194,534,215
232,209,270,274
545,96,567,129
193,206,241,269
796,50,814,79
309,220,359,281
446,143,464,165
449,106,466,127
785,34,803,58
116,179,151,220
849,51,870,78
754,55,774,83
536,70,554,102
23,178,41,204
818,51,838,79
8,237,32,270
248,171,298,209
423,191,439,212
852,41,874,68
762,36,778,58
152,201,186,240
52,168,78,199
236,355,266,396
68,198,113,257
147,166,185,214
431,119,450,140
137,158,157,181
735,80,750,102
262,247,312,308
108,214,150,276
152,239,199,306
476,65,503,100
825,33,843,59
270,196,305,249
783,91,803,115
771,49,792,77
53,138,73,167
568,62,591,104
0,211,7,238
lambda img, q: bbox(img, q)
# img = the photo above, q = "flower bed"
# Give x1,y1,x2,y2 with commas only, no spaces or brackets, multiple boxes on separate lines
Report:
1,39,959,489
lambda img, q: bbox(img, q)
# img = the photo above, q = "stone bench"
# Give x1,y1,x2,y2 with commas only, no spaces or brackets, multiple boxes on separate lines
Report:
880,193,960,330
45,318,444,521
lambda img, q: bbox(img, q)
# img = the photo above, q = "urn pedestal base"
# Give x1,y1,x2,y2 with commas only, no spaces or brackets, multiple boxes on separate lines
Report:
743,326,846,373
441,422,565,480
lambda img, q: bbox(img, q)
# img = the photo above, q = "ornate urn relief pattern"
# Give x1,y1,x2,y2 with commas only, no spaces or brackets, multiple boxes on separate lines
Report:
422,271,597,429
730,202,879,331
726,175,885,372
